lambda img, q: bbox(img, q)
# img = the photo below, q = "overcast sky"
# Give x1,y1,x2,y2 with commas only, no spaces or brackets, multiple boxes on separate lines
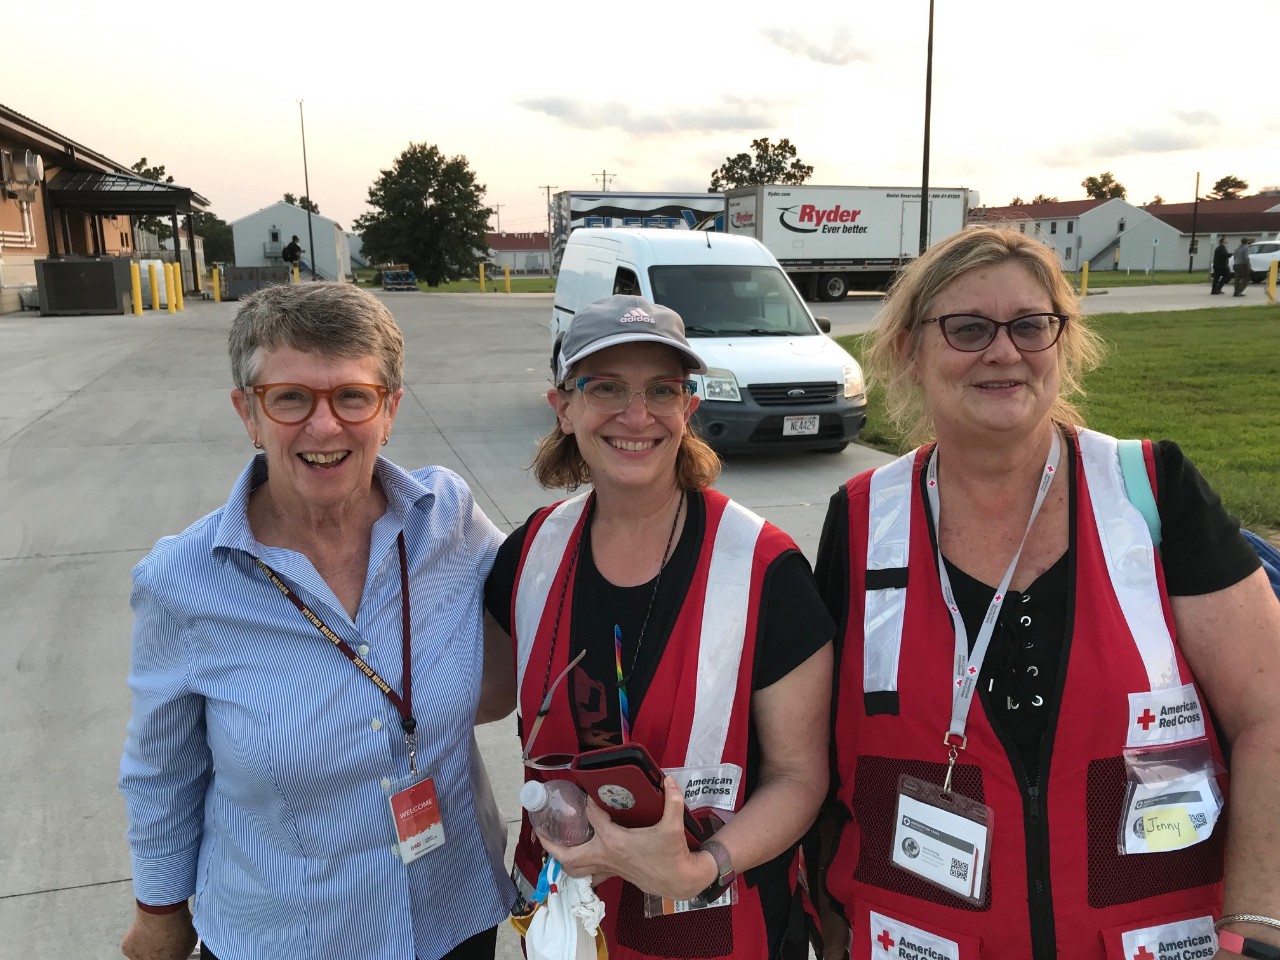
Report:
9,0,1277,234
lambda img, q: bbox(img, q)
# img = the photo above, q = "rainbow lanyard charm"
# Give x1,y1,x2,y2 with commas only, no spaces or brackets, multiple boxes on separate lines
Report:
614,623,631,744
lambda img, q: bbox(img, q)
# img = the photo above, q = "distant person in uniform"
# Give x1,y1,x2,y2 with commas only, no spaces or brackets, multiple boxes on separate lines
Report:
1232,237,1253,296
283,235,303,265
1211,237,1231,295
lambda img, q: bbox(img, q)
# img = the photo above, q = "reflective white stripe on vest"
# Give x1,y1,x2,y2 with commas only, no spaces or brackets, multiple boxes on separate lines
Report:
686,499,763,768
513,491,591,714
1077,429,1180,691
863,450,917,695
862,431,1182,700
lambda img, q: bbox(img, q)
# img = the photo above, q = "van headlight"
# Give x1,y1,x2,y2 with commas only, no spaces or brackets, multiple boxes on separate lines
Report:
843,363,865,400
701,368,742,402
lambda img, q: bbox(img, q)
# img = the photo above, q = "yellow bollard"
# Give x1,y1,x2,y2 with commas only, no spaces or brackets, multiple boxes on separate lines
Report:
479,262,486,291
504,264,511,294
130,262,143,315
213,266,222,303
174,265,185,312
163,263,176,313
293,263,300,284
1268,260,1277,304
149,263,160,311
1080,261,1089,297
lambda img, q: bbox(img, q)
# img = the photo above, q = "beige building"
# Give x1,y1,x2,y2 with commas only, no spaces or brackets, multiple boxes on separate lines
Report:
1,102,207,314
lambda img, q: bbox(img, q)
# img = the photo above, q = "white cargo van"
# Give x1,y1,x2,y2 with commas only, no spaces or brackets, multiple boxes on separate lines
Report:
551,228,867,452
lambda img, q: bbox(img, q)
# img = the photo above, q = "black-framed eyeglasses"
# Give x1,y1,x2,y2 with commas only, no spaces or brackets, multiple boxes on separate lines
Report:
565,376,697,416
250,382,392,425
921,313,1068,352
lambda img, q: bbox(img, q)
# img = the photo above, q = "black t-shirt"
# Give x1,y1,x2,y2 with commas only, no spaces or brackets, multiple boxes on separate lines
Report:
815,437,1261,783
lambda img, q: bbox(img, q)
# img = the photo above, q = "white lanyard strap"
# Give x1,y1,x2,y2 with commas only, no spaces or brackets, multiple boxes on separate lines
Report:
926,430,1061,752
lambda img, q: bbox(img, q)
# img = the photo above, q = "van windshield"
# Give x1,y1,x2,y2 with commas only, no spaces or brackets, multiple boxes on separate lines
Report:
648,264,817,337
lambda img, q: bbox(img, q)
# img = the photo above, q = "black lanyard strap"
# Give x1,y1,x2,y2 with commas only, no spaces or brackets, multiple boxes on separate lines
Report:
254,532,419,770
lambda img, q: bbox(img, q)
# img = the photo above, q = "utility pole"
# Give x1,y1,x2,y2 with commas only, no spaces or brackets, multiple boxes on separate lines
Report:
593,170,615,191
918,0,935,256
1188,171,1200,273
298,99,317,280
493,203,505,233
539,184,558,275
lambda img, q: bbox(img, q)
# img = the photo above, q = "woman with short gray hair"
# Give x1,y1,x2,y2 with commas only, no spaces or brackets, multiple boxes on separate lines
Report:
120,281,515,960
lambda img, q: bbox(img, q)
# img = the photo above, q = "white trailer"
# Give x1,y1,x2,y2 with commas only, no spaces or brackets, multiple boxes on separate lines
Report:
725,184,976,300
551,191,725,274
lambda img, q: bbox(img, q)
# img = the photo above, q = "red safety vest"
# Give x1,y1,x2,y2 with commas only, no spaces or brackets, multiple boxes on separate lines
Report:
828,429,1227,960
510,489,799,959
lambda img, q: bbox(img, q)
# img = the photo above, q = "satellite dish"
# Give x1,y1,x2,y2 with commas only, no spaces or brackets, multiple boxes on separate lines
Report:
10,150,43,184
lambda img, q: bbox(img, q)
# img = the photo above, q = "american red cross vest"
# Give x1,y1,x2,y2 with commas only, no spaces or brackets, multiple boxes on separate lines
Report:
828,429,1227,960
510,489,798,959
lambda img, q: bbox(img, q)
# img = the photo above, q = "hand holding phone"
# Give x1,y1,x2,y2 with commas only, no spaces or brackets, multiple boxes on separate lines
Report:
569,743,713,847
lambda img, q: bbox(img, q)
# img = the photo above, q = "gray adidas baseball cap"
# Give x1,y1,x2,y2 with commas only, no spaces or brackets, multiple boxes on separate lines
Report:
557,295,707,382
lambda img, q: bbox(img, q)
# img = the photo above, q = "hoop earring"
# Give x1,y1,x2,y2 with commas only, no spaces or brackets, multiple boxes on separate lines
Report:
253,440,263,449
381,437,389,446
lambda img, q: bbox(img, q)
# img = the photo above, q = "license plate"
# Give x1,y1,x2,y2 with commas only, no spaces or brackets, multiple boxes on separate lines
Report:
783,415,820,437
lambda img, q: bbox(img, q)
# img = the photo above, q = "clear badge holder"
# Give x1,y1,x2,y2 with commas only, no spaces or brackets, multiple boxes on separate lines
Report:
1117,737,1224,855
890,773,993,905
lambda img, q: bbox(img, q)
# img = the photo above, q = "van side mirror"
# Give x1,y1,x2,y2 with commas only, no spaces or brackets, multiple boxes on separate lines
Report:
815,317,832,333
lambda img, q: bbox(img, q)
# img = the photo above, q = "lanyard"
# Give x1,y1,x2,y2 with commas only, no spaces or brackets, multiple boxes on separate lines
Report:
926,431,1060,791
254,532,420,774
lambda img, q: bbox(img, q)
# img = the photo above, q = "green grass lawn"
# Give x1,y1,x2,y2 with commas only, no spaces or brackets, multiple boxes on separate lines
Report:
1072,269,1209,289
838,305,1280,532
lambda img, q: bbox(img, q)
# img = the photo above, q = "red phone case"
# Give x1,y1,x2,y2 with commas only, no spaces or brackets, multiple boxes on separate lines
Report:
570,744,713,845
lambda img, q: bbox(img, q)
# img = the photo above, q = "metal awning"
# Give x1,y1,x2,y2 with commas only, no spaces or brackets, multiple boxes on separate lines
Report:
45,170,209,215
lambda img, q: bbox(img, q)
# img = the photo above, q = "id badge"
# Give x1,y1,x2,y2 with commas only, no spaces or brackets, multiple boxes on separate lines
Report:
891,774,991,905
643,881,738,919
1118,739,1223,855
384,770,446,865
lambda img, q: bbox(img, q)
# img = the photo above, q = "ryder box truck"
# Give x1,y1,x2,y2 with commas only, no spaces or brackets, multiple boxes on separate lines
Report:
725,184,977,301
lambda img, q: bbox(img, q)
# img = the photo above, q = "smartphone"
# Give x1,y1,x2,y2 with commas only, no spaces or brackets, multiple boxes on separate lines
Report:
570,743,714,847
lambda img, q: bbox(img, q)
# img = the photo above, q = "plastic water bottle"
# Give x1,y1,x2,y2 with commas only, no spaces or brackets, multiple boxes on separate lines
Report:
520,779,594,846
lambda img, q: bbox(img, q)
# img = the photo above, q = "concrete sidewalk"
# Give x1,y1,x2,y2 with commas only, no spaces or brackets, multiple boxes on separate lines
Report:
0,293,891,959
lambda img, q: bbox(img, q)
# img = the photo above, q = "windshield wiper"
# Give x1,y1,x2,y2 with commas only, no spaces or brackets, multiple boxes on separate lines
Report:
683,325,725,336
744,328,796,336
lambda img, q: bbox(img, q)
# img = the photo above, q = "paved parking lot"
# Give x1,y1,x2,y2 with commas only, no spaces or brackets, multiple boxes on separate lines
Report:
0,291,893,959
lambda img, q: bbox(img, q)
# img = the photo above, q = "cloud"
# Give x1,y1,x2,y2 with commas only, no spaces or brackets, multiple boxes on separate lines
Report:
761,26,871,66
1038,123,1206,167
1172,110,1219,126
517,95,775,134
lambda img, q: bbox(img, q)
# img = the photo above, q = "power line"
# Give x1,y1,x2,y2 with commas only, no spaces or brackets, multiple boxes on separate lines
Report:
539,184,558,274
492,203,505,233
592,170,615,191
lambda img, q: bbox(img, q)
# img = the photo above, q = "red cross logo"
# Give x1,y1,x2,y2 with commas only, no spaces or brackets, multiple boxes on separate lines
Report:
1137,709,1156,730
1047,465,1055,473
877,929,896,951
1133,946,1155,960
928,479,936,487
995,594,1002,602
956,678,963,687
968,665,977,675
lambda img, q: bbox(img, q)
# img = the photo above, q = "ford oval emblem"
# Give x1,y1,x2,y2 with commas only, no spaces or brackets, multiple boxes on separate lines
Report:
787,388,806,398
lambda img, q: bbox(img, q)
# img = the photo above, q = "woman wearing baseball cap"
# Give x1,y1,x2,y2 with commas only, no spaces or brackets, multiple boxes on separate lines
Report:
485,294,834,959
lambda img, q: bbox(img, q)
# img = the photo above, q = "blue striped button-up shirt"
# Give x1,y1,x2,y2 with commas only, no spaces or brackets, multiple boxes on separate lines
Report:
120,456,515,959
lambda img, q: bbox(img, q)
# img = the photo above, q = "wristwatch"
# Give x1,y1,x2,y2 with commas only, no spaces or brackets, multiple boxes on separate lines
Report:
696,838,736,902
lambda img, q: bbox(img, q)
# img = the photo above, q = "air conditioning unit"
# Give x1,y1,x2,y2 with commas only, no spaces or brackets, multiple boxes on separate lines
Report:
35,257,133,316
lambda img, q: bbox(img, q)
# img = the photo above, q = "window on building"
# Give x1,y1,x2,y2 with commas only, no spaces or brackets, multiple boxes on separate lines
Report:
1066,221,1074,234
1118,219,1126,233
1065,247,1072,260
1019,223,1026,233
1050,222,1058,234
270,229,280,243
1035,222,1042,234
